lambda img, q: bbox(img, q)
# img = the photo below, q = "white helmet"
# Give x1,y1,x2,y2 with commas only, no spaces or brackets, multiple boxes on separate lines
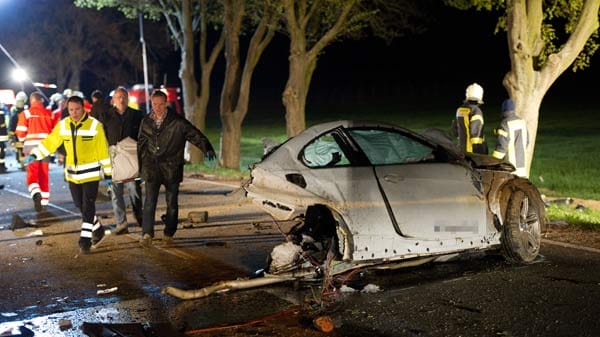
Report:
465,83,484,104
62,88,73,97
15,91,27,108
50,93,64,104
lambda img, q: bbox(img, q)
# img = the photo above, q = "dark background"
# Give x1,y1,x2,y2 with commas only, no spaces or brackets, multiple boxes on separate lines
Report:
0,2,597,121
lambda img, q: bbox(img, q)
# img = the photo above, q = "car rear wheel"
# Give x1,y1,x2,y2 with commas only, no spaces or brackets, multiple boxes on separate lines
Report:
501,189,542,263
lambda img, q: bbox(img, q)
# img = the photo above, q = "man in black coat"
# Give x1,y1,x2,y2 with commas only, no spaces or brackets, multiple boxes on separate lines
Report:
137,90,216,247
99,87,144,234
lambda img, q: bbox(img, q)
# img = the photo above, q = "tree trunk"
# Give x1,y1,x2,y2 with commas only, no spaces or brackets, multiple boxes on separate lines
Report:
220,113,242,170
283,53,311,137
503,0,600,177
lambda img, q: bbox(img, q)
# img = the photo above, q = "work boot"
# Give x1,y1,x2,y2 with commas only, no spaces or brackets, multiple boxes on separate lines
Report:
32,193,43,212
92,225,106,246
79,238,91,254
140,233,152,248
114,220,129,235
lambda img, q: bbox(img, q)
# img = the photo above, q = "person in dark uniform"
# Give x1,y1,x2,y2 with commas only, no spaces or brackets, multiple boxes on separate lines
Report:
492,98,529,177
453,83,488,154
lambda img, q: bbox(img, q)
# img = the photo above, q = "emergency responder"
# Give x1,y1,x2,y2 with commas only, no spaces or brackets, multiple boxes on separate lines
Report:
0,102,8,173
15,92,57,211
24,96,112,254
453,83,488,154
492,98,529,178
9,91,28,169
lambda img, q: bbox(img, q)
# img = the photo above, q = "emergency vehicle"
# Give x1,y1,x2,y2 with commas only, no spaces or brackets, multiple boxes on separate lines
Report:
127,84,182,114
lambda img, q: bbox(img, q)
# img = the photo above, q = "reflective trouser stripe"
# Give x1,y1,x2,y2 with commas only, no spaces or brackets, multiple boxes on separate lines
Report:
81,222,93,238
92,216,102,231
28,183,41,197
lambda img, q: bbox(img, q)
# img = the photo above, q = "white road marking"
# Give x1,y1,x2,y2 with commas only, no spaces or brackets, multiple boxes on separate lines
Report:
3,187,79,216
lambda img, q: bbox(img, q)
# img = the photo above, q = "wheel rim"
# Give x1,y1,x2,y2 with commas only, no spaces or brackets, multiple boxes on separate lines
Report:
518,196,541,255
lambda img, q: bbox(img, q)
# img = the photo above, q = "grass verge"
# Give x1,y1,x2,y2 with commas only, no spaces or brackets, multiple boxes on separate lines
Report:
546,204,600,230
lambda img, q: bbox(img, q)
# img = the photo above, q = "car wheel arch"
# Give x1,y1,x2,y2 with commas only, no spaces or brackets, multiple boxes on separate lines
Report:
497,178,546,263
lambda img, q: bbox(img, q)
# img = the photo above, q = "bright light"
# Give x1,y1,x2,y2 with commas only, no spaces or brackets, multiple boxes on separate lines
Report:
12,68,28,82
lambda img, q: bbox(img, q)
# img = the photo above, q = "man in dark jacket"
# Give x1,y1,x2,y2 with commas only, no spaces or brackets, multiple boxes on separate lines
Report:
138,90,216,247
99,87,144,234
90,89,111,121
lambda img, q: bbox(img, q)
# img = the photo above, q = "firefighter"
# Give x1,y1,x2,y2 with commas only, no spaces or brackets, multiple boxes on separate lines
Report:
24,96,112,254
0,102,8,173
9,91,28,169
453,83,488,154
15,92,57,211
492,98,529,178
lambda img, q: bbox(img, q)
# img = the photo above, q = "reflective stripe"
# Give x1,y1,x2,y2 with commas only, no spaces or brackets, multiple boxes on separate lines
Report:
92,222,102,231
80,231,92,238
16,125,27,132
492,150,505,159
82,222,94,230
470,114,483,122
496,129,508,137
69,161,103,171
471,137,484,144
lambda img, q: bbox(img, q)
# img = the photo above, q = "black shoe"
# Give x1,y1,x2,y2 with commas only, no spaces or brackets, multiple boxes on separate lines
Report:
79,238,91,254
92,226,105,245
33,193,43,212
0,165,7,174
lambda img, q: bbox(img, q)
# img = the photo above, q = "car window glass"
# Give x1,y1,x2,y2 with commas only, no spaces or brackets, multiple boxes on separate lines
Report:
302,133,350,168
349,129,434,165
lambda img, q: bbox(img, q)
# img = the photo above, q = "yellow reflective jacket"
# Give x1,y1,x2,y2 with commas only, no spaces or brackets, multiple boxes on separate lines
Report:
31,115,112,184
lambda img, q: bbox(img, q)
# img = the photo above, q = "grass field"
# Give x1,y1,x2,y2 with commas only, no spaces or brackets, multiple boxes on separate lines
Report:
190,100,600,228
195,101,599,198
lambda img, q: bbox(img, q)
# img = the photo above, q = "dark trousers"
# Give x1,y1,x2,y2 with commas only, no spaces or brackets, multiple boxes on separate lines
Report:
142,181,180,237
69,181,99,224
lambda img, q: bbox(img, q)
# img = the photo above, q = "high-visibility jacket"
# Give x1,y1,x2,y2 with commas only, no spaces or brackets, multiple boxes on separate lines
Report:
455,102,487,154
15,101,56,155
30,115,112,184
492,111,529,177
0,108,7,143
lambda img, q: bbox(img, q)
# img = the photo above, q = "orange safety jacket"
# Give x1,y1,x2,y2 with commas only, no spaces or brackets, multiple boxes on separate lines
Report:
15,101,56,155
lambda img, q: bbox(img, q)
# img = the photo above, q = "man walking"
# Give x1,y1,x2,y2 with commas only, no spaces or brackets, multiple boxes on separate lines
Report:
453,83,488,154
15,92,57,211
138,90,215,247
98,87,144,234
25,96,112,254
492,98,529,178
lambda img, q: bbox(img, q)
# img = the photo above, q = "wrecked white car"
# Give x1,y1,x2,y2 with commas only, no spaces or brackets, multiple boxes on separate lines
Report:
164,120,545,299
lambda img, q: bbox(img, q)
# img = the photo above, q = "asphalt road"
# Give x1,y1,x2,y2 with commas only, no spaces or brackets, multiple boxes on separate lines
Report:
0,154,599,337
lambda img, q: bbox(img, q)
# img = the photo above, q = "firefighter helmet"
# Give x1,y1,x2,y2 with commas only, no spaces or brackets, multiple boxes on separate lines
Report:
15,91,27,108
465,83,484,104
62,88,73,98
50,93,64,104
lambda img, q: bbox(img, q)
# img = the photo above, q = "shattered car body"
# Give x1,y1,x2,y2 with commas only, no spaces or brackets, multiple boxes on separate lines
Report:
245,120,545,277
164,120,545,299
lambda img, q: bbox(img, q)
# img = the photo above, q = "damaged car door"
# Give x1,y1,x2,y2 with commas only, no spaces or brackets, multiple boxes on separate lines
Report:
347,128,487,241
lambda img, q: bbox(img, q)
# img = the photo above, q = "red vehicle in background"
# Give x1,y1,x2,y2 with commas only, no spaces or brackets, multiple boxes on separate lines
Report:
127,84,182,115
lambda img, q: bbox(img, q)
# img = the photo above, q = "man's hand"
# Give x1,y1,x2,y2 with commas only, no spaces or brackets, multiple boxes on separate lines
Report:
204,149,217,162
23,155,36,165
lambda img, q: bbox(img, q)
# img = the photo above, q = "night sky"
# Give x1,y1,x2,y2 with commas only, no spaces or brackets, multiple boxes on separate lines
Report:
1,2,598,117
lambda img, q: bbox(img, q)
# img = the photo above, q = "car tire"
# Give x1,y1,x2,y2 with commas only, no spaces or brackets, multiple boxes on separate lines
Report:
501,189,542,263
